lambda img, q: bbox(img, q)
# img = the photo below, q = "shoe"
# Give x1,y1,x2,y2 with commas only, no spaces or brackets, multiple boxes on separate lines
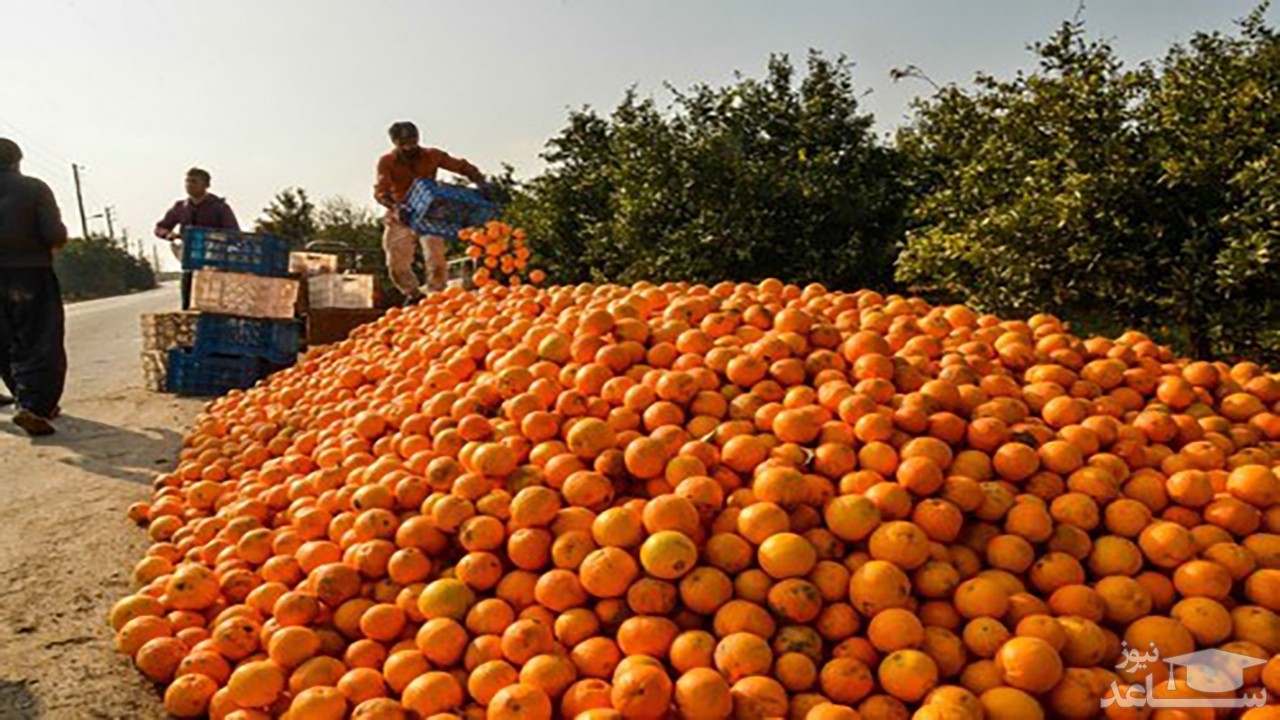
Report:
13,409,55,437
49,405,61,420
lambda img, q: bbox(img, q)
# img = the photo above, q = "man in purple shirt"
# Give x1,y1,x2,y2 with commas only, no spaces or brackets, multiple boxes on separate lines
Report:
154,167,239,309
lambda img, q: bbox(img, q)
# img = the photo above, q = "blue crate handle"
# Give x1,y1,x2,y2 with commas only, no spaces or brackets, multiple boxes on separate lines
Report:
401,179,499,238
181,227,291,277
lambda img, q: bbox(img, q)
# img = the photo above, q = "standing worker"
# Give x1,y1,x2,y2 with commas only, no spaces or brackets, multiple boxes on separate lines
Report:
0,138,69,436
374,121,487,302
154,167,239,309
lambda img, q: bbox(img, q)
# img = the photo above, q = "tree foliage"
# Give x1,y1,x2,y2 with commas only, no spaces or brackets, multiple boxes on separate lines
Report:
314,197,382,254
507,52,909,289
55,236,157,301
895,23,1154,319
255,188,317,248
896,6,1279,361
1140,7,1280,360
240,8,1278,363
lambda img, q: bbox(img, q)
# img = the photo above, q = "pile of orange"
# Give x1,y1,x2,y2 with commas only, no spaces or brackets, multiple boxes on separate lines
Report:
459,222,545,289
114,280,1280,720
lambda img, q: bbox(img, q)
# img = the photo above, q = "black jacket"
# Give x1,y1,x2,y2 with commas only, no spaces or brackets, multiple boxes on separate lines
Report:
0,170,67,268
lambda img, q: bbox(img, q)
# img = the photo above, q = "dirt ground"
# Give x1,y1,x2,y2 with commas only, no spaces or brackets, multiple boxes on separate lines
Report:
0,286,202,719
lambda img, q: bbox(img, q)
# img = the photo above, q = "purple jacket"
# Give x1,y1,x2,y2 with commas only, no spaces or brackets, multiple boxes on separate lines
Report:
154,194,240,238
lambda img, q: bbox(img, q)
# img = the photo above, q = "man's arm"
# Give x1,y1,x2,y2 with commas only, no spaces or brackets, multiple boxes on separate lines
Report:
374,155,397,209
34,180,68,249
435,150,485,186
155,203,180,240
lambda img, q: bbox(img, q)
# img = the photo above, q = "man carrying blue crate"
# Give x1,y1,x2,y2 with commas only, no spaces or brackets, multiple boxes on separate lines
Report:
0,138,68,436
375,121,487,301
154,167,240,309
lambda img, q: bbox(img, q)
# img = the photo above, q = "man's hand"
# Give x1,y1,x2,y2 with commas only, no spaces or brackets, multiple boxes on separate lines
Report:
164,229,181,241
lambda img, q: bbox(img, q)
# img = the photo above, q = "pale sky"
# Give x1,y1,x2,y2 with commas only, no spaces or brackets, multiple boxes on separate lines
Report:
2,0,1272,269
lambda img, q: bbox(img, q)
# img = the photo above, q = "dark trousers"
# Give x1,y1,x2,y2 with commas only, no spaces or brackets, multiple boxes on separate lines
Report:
181,271,193,310
0,268,66,417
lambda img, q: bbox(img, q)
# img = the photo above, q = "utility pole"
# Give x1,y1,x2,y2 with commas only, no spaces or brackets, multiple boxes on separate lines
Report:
103,205,116,242
71,163,89,239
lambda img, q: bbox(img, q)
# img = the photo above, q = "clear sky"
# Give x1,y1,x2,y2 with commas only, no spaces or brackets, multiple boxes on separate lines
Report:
2,0,1272,269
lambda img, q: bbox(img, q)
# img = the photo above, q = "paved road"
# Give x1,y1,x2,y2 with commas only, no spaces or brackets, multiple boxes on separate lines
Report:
0,283,199,719
65,282,184,399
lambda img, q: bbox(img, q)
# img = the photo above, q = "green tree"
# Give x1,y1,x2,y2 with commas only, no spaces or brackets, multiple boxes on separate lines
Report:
55,236,158,301
895,7,1279,361
507,52,909,289
503,110,616,282
895,20,1154,322
315,197,381,252
256,188,317,248
1140,6,1280,360
313,196,388,279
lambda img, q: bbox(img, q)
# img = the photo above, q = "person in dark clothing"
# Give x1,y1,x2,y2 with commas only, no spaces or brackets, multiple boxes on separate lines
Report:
0,138,69,436
154,167,240,309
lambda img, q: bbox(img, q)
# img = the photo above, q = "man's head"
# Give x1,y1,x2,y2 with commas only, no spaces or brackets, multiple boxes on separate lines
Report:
0,138,21,171
389,121,420,155
185,167,211,199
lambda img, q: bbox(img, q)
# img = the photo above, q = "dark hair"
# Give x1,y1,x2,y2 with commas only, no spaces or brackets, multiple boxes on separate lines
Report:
186,167,211,183
388,121,419,142
0,138,21,169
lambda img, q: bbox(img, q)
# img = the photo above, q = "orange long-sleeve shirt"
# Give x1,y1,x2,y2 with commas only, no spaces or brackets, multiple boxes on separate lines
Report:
374,147,482,206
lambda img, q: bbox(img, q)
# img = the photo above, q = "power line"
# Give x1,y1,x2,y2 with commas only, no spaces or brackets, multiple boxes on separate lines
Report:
0,115,72,168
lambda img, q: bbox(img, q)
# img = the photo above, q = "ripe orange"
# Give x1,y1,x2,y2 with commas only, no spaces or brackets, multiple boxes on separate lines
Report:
112,276,1280,719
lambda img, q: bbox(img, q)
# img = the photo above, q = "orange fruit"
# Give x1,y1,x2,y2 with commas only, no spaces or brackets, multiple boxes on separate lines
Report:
110,276,1280,720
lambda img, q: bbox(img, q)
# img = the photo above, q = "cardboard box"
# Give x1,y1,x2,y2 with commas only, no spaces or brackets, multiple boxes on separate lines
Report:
192,270,299,320
306,307,385,346
308,274,375,309
289,251,340,276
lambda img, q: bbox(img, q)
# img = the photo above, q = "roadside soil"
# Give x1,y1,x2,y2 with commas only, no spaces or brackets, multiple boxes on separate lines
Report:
0,285,201,719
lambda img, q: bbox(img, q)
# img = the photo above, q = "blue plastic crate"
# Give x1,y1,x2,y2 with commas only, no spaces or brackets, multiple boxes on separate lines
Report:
182,227,290,277
402,179,499,238
194,314,300,365
166,348,267,397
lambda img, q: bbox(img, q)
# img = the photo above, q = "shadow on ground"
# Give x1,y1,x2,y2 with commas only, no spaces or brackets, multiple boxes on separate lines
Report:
0,412,183,485
0,679,41,719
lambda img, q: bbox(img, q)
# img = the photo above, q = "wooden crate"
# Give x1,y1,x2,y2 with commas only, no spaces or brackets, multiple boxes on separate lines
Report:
306,308,384,346
308,274,375,309
289,251,340,276
140,311,199,352
192,270,299,320
141,350,169,392
447,256,477,290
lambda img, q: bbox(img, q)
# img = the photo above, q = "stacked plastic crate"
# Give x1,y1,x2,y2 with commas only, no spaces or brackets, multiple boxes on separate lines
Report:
169,228,300,396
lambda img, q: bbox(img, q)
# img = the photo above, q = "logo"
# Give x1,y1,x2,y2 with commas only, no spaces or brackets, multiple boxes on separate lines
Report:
1102,643,1269,710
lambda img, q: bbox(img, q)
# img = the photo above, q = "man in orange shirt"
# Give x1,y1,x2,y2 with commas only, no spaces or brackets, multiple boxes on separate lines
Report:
374,121,487,300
